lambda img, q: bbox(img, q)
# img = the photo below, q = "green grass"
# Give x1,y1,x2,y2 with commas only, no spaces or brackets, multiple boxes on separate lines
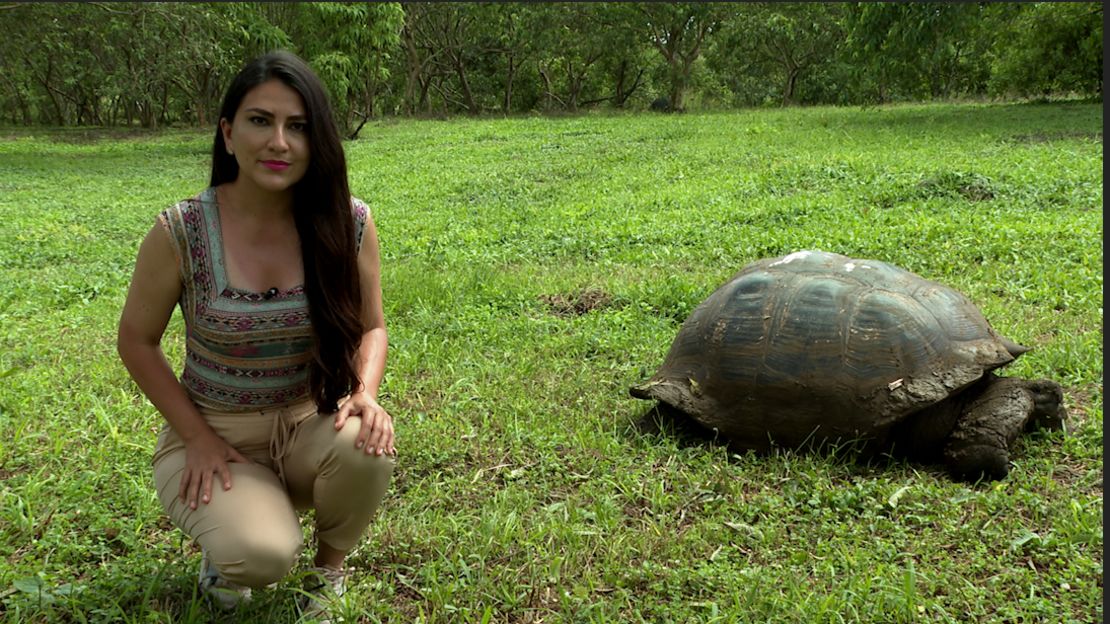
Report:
0,102,1102,623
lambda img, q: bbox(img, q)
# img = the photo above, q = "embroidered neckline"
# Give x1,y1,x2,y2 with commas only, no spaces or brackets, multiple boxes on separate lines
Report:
202,186,305,302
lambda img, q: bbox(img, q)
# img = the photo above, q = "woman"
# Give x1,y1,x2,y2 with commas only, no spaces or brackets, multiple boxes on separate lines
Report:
117,50,395,617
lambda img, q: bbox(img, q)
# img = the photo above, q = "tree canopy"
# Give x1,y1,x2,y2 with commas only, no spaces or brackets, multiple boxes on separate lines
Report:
0,2,1100,131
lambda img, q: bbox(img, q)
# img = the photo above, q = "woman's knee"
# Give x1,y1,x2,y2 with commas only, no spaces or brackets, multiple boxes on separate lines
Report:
207,529,303,588
333,420,398,476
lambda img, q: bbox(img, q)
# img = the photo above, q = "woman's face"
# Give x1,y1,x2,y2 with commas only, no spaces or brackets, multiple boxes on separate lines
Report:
220,79,310,194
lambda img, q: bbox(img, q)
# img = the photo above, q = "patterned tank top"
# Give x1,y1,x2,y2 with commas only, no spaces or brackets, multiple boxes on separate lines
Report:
158,187,370,412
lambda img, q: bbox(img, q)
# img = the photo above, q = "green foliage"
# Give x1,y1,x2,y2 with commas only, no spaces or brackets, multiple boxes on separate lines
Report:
0,103,1102,623
711,3,846,107
843,2,993,102
292,2,404,130
0,2,1102,126
988,3,1103,98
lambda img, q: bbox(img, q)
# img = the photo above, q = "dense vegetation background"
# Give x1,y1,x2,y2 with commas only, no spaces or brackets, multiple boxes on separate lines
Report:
0,2,1102,133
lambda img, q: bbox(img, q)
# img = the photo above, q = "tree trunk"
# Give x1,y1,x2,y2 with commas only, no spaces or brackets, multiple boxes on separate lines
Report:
91,91,103,126
614,60,627,108
365,76,377,119
37,57,66,125
503,55,515,113
405,64,421,115
669,64,686,112
614,65,643,109
139,94,156,128
539,64,555,111
196,69,210,127
782,67,798,107
348,110,371,140
565,60,580,112
665,50,687,112
419,76,433,114
13,84,30,124
158,84,169,127
402,24,425,115
452,56,476,113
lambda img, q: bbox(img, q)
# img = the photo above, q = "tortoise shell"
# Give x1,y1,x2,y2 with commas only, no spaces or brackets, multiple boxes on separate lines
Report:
630,250,1027,449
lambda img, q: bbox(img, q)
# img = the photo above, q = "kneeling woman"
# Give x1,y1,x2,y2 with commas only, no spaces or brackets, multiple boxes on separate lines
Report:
117,51,395,616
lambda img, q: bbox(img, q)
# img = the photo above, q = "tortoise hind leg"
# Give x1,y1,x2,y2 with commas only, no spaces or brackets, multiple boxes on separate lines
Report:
943,375,1065,482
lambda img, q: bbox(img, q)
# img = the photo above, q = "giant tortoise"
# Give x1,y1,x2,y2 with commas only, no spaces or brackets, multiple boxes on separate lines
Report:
630,250,1065,481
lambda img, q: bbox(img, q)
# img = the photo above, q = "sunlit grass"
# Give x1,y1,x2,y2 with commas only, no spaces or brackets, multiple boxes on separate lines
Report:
0,101,1101,622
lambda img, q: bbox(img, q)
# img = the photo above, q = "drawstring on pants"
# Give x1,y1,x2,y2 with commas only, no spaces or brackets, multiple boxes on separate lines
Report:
268,402,316,488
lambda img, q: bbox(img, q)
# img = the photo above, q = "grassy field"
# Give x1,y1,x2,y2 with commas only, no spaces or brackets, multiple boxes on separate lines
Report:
0,102,1102,623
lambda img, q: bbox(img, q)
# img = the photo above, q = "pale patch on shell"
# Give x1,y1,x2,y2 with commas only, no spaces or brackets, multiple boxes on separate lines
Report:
769,250,813,267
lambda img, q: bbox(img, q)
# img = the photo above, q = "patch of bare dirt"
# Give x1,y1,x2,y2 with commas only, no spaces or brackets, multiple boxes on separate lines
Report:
917,172,996,202
539,289,613,316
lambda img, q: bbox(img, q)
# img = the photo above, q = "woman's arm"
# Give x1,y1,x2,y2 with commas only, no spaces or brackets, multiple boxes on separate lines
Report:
333,211,395,456
117,223,250,508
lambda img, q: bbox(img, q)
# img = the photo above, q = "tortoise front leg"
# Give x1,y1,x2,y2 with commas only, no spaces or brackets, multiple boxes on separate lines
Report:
943,375,1062,482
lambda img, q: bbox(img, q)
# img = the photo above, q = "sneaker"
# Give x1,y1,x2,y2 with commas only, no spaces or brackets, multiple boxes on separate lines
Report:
198,550,252,610
296,565,347,623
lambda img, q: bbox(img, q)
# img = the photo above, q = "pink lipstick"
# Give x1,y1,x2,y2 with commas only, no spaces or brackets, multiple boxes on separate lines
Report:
262,160,290,171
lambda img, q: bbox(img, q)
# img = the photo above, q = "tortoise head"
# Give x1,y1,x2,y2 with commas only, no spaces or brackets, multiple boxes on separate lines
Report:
1024,379,1067,433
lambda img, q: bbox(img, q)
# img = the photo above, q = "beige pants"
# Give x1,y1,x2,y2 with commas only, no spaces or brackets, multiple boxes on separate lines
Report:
152,399,395,588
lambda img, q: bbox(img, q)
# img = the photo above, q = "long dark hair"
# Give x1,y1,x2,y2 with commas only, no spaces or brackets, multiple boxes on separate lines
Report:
211,50,364,413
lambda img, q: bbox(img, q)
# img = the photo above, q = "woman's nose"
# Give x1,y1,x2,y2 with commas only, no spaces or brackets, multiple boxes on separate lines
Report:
269,127,289,151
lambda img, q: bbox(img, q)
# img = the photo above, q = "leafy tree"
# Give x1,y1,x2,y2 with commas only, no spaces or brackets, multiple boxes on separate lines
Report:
395,2,487,115
479,3,538,113
627,3,727,111
589,3,653,109
0,2,1102,126
988,2,1102,98
844,2,987,102
301,3,402,133
714,3,845,107
530,3,611,111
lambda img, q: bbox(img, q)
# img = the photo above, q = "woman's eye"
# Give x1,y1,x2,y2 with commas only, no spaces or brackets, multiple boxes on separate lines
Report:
290,122,306,132
249,116,268,126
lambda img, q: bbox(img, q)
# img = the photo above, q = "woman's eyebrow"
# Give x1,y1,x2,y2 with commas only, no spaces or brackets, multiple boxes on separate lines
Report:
244,107,307,121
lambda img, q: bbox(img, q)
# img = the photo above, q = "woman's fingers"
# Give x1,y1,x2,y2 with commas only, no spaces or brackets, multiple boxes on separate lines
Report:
184,470,202,509
227,446,251,465
365,412,383,455
180,459,242,509
378,418,394,456
178,469,190,504
357,408,395,456
200,470,213,505
217,462,232,491
334,402,353,430
355,409,373,451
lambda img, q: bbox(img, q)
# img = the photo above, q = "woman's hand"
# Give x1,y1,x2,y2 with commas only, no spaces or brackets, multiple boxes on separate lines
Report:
335,392,396,456
179,432,253,510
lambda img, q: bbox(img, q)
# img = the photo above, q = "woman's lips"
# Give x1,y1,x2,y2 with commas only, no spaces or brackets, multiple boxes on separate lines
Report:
262,160,290,171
